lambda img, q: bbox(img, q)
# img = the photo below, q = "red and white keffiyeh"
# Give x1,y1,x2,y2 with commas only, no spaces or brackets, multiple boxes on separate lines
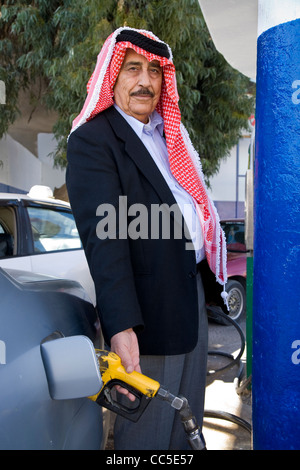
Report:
70,27,227,288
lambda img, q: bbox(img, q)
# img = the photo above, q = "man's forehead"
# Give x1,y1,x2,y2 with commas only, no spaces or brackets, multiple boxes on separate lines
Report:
122,49,162,67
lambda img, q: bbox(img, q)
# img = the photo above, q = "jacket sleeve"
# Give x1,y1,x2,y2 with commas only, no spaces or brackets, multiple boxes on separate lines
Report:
66,122,144,345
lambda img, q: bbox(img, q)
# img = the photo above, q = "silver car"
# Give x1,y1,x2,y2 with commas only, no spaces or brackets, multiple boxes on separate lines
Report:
0,267,106,450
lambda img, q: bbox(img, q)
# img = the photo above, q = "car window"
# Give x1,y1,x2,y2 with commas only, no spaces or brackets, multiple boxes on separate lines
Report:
27,206,82,253
221,221,246,252
0,206,16,257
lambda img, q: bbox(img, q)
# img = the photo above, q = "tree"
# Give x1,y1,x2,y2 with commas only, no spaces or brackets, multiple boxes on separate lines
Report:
0,0,254,180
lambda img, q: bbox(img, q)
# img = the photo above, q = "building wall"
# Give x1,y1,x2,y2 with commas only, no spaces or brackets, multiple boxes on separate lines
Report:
0,133,65,194
208,135,252,219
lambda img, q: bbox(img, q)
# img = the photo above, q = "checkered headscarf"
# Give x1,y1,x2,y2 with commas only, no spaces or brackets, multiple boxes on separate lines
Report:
70,27,227,288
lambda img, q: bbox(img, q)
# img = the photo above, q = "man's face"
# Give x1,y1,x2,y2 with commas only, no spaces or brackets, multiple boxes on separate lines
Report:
114,49,163,124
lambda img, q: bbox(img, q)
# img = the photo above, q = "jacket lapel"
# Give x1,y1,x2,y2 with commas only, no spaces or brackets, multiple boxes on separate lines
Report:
105,106,179,211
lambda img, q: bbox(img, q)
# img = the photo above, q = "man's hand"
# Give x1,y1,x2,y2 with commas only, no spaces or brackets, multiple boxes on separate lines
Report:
110,328,141,401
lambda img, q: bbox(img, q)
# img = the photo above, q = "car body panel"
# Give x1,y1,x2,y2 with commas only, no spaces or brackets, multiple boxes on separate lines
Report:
0,254,32,271
226,251,247,279
29,249,95,304
0,268,104,450
221,218,247,282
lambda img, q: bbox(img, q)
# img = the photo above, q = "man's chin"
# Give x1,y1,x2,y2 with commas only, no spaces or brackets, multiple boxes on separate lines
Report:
129,104,155,123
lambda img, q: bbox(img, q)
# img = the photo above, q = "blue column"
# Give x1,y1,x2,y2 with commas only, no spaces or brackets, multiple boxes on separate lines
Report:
253,17,300,449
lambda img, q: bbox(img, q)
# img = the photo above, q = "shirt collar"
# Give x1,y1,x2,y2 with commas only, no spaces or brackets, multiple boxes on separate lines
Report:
113,104,164,139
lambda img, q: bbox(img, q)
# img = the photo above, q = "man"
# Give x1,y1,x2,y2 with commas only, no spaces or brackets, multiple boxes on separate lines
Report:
66,27,227,450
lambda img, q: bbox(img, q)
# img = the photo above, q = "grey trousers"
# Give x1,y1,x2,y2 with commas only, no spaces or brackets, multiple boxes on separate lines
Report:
113,272,208,450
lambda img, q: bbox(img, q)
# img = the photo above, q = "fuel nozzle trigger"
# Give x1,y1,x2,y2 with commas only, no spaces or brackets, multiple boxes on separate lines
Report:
96,379,153,422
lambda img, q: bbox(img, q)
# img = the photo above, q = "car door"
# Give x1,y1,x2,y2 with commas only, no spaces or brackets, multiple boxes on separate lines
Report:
0,199,32,272
24,202,96,305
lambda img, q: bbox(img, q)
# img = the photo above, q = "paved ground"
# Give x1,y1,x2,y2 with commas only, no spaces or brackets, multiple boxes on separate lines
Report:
105,316,252,451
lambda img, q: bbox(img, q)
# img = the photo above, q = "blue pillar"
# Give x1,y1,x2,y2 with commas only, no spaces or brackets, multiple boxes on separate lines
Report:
253,6,300,449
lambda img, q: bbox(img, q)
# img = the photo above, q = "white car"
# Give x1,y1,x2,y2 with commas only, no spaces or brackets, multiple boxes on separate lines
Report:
0,186,96,305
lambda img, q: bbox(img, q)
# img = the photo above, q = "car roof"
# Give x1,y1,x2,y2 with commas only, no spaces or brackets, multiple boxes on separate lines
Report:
0,186,70,208
221,218,244,223
0,192,70,207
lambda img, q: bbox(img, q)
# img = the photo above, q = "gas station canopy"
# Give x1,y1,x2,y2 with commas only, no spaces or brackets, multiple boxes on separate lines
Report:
198,0,258,81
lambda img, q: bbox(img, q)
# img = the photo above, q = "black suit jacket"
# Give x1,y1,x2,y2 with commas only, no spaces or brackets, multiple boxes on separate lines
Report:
66,106,201,355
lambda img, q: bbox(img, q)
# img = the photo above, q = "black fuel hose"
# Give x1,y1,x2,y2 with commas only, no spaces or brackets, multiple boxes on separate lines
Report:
207,306,246,379
205,306,252,435
204,409,251,434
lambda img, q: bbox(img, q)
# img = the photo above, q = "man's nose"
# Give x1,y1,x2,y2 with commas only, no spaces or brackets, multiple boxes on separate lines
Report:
138,69,151,87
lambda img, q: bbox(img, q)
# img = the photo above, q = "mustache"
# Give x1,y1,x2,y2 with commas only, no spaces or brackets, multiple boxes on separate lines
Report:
130,88,154,98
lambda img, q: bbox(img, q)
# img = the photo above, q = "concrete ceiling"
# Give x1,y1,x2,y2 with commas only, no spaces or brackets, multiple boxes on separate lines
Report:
198,0,258,81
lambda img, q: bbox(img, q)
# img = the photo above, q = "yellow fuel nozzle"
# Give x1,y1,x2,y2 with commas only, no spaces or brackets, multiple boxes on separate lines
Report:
95,350,160,397
89,350,160,421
